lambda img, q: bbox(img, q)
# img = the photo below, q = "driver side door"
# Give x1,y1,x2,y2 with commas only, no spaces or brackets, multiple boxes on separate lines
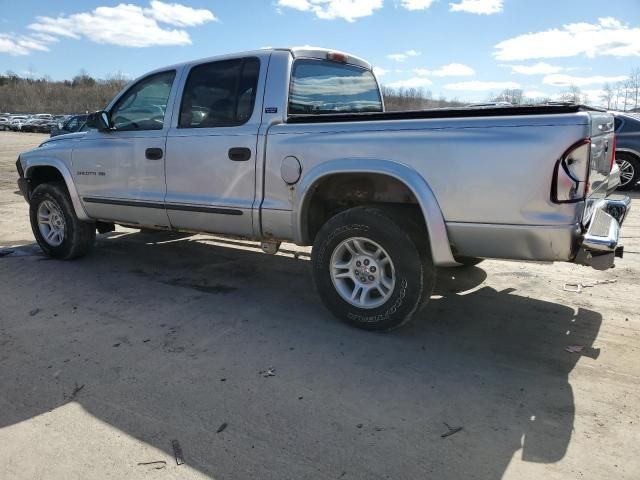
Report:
73,69,180,228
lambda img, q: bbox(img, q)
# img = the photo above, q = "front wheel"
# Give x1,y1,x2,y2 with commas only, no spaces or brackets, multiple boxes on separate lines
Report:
311,206,435,331
29,182,95,259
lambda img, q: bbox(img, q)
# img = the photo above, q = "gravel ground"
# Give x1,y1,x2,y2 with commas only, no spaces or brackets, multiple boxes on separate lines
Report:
1,131,639,480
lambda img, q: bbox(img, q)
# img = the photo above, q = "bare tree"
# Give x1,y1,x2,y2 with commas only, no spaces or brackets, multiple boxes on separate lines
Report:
559,85,582,104
629,68,640,110
492,89,524,105
601,83,615,109
380,86,464,111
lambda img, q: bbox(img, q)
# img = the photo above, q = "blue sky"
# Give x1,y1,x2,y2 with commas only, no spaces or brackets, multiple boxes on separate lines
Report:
1,0,639,104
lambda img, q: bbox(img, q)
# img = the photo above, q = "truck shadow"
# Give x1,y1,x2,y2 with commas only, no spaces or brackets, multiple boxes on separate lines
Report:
0,232,601,479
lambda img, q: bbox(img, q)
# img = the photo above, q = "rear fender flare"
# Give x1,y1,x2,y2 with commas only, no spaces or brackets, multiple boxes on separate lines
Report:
293,158,457,266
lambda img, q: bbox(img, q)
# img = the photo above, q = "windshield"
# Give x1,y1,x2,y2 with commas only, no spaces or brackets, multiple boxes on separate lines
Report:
289,59,382,115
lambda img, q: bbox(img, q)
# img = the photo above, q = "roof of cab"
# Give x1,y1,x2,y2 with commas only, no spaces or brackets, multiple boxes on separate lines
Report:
157,47,372,74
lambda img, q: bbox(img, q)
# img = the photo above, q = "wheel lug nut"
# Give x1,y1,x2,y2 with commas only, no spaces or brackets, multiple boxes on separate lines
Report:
364,259,369,266
360,277,366,282
356,261,361,267
370,266,376,273
355,270,360,275
368,275,374,281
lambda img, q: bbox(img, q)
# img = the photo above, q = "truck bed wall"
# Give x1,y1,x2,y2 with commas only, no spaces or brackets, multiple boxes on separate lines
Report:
263,113,592,261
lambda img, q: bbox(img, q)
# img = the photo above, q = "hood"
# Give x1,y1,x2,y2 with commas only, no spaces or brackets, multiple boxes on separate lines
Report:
40,131,88,146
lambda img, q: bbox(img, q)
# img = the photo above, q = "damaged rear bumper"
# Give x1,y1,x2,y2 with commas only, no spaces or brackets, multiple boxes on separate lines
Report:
574,194,631,270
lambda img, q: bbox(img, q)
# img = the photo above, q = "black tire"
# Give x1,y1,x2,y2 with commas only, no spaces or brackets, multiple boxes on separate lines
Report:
454,256,484,267
311,206,436,332
616,152,640,191
29,182,95,259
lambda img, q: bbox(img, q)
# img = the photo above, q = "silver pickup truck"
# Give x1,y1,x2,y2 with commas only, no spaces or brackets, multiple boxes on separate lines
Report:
16,47,631,331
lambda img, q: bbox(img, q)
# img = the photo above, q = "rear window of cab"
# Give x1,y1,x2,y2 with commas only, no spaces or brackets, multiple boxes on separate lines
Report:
288,59,383,115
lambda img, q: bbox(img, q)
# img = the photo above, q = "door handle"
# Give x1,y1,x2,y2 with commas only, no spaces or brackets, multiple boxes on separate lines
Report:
145,148,163,160
228,147,251,162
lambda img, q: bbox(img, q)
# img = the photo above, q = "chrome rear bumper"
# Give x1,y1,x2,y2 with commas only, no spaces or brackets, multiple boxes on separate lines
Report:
574,195,631,270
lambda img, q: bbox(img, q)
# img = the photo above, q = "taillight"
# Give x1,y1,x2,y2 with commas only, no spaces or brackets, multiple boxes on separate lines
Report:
552,139,591,203
326,52,348,63
610,134,616,170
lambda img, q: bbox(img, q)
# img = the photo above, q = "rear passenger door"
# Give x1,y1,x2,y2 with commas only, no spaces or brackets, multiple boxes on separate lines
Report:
164,57,263,237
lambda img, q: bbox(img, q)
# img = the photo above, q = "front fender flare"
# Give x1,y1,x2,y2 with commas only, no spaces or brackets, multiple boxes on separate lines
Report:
293,158,457,266
24,158,91,221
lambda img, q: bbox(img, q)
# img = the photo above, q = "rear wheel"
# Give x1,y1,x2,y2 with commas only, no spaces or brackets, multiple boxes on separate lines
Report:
29,182,95,259
616,152,640,190
311,206,435,331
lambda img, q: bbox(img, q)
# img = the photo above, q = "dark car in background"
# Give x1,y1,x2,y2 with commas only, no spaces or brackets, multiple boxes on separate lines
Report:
50,114,88,137
21,119,54,133
615,112,640,190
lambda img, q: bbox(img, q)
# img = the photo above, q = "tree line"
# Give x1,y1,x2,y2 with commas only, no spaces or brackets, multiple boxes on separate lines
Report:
492,67,640,110
0,71,129,114
2,67,638,115
601,69,640,111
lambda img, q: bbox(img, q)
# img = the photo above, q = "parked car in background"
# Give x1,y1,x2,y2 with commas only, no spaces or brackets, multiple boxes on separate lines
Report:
8,116,29,131
50,114,88,137
614,112,640,190
19,118,44,132
0,116,9,130
21,119,55,134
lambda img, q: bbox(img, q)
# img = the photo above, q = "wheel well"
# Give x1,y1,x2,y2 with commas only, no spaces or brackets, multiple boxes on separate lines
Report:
617,150,640,162
28,166,66,193
304,173,425,244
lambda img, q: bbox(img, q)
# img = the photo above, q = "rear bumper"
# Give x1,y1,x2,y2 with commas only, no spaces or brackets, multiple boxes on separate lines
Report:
573,195,631,270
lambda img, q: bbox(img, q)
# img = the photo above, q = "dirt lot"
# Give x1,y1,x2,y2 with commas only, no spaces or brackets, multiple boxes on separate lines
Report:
1,130,639,479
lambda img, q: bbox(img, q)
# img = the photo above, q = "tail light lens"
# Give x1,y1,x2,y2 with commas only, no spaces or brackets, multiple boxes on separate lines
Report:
552,139,591,203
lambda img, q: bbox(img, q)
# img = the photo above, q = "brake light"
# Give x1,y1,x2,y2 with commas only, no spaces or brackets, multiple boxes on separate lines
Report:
552,138,591,203
327,52,348,63
610,134,616,170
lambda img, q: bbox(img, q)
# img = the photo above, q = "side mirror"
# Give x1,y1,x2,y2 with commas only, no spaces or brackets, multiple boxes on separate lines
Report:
86,111,111,131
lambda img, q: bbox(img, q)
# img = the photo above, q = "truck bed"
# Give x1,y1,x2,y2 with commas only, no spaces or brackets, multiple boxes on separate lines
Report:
287,104,591,124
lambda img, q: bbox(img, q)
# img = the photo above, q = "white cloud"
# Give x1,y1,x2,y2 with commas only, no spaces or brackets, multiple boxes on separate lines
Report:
25,1,215,50
449,0,503,14
432,63,475,76
0,33,50,55
386,77,433,88
523,90,550,99
373,66,388,77
277,0,383,22
445,80,521,91
399,0,436,10
494,17,640,61
507,62,564,75
542,73,628,87
387,49,420,62
145,0,217,26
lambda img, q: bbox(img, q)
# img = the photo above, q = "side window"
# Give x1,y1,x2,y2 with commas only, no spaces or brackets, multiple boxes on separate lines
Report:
289,60,383,115
178,57,260,128
110,70,176,131
614,117,623,132
66,117,79,131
